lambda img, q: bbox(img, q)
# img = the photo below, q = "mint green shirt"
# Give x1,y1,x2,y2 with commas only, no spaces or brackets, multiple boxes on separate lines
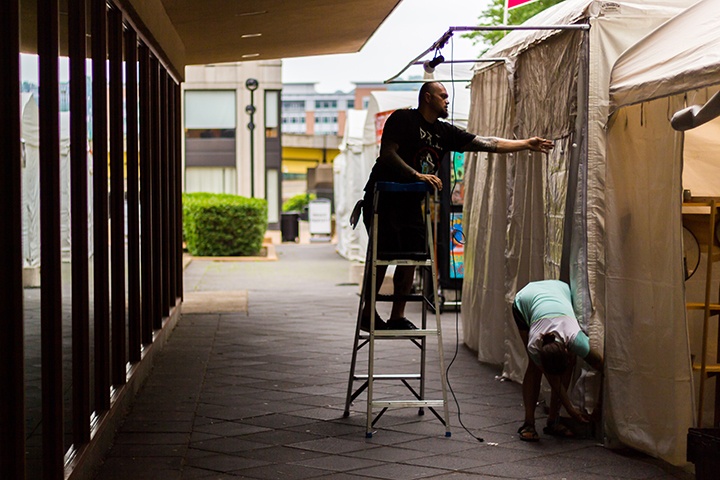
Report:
513,280,590,364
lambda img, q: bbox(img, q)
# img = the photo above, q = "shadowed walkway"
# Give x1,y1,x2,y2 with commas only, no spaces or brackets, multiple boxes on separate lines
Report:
93,243,694,479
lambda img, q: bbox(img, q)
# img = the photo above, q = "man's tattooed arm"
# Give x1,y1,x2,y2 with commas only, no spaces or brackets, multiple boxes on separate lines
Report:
465,136,499,152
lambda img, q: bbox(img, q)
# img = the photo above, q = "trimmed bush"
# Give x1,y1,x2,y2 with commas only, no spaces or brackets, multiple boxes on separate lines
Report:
282,192,315,213
183,192,267,256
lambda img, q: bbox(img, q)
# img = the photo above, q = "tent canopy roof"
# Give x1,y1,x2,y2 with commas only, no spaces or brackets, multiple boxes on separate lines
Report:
610,0,720,110
481,0,692,63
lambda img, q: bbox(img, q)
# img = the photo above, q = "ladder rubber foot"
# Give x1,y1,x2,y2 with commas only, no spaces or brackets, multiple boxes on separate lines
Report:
343,411,349,418
366,432,373,438
445,432,452,437
418,408,425,416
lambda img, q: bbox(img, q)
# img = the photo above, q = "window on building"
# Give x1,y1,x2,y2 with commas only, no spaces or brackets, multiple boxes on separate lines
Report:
282,100,305,110
315,100,337,109
347,99,355,109
185,90,236,167
265,90,280,139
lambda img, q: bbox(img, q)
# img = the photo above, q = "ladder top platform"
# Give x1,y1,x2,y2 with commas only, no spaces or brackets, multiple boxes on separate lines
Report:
375,181,433,193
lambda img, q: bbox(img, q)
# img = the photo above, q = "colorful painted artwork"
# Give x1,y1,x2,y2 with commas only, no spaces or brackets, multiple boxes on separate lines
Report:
449,212,464,279
450,152,465,206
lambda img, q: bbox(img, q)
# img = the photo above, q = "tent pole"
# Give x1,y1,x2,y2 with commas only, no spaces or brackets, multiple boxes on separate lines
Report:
385,24,591,85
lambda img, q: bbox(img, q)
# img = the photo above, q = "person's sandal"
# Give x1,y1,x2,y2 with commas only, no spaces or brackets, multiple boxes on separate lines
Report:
543,421,575,438
518,422,539,442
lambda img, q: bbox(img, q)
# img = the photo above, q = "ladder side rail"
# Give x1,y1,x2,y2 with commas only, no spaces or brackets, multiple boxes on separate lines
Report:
344,238,374,416
428,188,452,435
366,188,382,436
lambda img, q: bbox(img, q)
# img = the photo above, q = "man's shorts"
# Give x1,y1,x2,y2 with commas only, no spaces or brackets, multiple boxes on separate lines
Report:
362,190,426,255
512,303,529,332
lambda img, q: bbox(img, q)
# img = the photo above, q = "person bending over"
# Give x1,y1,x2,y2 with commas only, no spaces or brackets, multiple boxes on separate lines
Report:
512,279,603,441
356,81,554,332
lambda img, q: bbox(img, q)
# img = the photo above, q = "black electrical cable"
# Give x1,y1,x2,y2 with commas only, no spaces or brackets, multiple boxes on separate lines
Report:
443,36,484,443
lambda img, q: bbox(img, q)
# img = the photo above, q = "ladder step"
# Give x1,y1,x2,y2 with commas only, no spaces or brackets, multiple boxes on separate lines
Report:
371,400,445,409
354,374,421,380
376,294,426,303
376,259,432,266
373,329,438,338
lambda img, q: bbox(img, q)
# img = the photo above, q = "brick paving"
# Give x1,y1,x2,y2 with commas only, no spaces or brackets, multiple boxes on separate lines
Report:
92,242,694,479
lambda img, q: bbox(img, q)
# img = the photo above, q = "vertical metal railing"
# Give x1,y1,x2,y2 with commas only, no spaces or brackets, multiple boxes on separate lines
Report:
126,26,142,363
0,0,26,477
139,43,155,345
159,69,170,317
167,76,177,304
6,1,184,477
69,0,91,448
150,56,164,328
164,72,176,310
175,81,185,300
168,77,182,305
108,3,127,387
92,0,111,413
38,0,65,477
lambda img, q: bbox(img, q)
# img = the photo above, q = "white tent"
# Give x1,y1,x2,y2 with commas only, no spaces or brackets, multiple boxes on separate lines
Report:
334,108,368,261
606,0,720,457
461,0,697,465
21,93,93,286
334,87,472,262
21,93,41,280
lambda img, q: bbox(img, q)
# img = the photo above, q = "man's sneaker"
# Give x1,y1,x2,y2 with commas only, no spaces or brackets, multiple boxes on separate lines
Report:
386,317,418,330
360,316,387,332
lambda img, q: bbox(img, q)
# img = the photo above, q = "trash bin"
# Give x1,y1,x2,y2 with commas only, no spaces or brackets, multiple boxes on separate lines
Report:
280,212,300,242
687,428,720,480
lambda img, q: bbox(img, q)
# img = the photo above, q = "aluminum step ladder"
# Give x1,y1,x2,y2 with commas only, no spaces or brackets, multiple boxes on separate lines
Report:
343,181,451,438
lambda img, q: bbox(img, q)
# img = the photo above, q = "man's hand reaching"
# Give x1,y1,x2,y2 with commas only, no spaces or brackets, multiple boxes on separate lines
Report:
527,137,554,154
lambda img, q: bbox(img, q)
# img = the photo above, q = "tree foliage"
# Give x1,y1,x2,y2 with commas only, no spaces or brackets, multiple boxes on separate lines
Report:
463,0,564,52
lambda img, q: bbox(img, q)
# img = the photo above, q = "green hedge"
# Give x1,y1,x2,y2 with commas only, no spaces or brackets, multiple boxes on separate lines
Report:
183,192,267,256
282,193,315,213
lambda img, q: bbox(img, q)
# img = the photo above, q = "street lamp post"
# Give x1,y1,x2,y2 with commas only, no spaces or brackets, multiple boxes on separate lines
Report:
245,78,259,197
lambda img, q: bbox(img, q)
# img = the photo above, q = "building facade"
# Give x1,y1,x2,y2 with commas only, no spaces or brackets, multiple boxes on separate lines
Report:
281,82,355,136
183,61,283,226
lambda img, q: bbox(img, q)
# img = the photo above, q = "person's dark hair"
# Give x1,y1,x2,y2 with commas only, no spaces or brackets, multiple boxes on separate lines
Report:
419,82,438,104
538,333,568,375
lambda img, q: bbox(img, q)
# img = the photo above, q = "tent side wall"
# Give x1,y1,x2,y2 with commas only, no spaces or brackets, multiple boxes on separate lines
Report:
463,29,585,380
605,95,693,465
334,108,368,262
462,0,695,465
462,64,514,366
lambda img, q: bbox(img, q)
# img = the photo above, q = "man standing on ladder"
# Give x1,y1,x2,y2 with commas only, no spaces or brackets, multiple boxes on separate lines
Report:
354,81,553,332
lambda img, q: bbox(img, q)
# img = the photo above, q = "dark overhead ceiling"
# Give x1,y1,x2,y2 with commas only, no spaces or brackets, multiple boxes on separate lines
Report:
19,0,403,80
161,0,403,66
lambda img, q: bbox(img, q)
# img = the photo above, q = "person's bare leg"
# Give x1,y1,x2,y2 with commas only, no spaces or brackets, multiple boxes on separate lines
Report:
361,264,388,320
519,330,541,425
389,265,415,320
523,357,543,426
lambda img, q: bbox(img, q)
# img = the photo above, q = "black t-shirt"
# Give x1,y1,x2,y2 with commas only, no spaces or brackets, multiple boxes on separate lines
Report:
367,108,476,186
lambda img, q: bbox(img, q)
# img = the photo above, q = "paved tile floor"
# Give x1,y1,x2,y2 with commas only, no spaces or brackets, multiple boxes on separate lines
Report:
93,242,695,479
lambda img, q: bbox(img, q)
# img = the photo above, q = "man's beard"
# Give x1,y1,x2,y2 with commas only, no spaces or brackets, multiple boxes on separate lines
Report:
439,108,449,119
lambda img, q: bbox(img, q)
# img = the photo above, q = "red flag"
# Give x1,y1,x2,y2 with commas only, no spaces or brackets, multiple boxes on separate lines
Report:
507,0,537,9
